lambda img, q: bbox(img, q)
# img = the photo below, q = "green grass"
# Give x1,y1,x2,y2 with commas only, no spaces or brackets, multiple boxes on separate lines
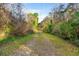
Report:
41,33,79,56
0,34,33,55
32,33,79,55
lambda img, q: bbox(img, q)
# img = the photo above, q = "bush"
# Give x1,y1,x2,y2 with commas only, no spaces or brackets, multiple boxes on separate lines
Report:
52,18,79,46
59,21,75,39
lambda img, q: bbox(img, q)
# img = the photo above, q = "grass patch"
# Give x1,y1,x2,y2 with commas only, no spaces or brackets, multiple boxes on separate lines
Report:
0,34,33,44
42,33,79,55
0,34,33,55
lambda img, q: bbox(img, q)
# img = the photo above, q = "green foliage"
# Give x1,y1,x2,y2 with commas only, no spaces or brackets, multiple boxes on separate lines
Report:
0,33,33,55
33,13,38,17
32,13,38,32
75,12,79,17
62,20,79,45
59,21,75,39
44,23,54,33
52,17,79,46
41,11,79,46
27,13,38,32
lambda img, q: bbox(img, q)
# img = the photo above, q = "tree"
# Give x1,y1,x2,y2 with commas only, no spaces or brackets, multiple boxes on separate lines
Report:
27,13,38,32
0,3,11,33
8,3,29,35
39,16,54,33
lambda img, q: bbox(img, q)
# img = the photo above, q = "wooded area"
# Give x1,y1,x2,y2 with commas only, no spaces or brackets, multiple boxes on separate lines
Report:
0,3,79,56
39,3,79,46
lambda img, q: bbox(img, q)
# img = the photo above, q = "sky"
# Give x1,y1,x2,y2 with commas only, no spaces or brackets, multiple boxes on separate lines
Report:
23,3,60,22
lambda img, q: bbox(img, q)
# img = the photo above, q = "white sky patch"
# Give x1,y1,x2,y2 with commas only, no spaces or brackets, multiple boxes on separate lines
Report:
27,9,40,13
22,8,47,23
39,14,47,23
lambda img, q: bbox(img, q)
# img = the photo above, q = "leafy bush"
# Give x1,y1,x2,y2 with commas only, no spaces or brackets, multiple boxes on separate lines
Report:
52,18,79,46
59,21,75,39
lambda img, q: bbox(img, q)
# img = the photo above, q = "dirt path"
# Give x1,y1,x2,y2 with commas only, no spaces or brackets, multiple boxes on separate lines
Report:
12,33,57,56
12,33,79,56
0,33,79,56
